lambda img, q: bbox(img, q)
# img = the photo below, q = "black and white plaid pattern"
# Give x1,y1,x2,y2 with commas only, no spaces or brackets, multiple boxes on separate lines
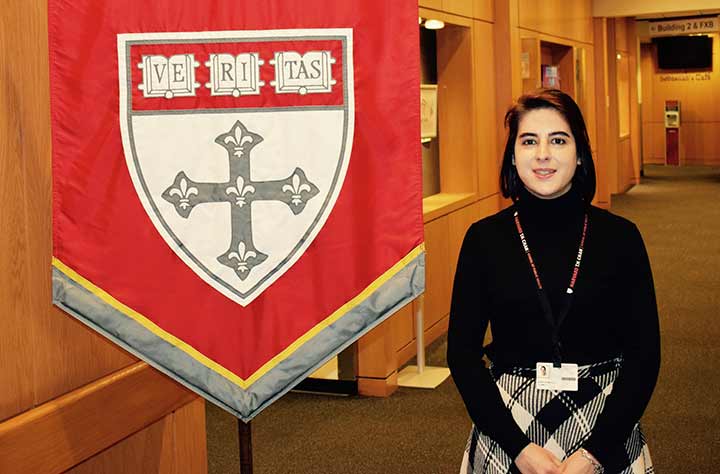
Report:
460,359,654,474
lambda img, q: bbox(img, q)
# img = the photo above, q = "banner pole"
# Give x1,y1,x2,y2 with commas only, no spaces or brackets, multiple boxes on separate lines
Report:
238,419,253,474
397,294,450,389
415,294,425,373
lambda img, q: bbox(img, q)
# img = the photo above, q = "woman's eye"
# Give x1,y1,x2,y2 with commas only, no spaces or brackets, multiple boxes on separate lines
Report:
551,137,567,145
521,138,536,145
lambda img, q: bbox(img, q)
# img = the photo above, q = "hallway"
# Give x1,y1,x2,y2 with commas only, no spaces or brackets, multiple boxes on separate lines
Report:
610,165,720,473
206,165,720,473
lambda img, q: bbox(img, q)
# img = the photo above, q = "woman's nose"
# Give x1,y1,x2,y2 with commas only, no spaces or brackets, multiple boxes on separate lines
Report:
537,139,550,161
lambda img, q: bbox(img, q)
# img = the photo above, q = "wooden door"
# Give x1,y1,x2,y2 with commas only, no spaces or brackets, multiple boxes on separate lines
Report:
0,2,207,473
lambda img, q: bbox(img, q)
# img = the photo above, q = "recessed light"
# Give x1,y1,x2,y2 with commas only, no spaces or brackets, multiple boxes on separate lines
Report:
424,19,445,30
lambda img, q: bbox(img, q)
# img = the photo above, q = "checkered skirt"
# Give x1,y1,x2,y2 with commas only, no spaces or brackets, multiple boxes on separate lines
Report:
460,359,653,474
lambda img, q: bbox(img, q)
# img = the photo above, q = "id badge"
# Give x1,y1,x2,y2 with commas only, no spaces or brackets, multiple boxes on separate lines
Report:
535,362,579,391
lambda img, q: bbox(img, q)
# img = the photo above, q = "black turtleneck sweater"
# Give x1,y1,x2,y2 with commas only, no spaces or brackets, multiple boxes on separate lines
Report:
447,187,660,472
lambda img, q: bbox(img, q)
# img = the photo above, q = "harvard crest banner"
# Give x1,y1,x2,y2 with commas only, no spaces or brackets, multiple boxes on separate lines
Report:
49,0,423,420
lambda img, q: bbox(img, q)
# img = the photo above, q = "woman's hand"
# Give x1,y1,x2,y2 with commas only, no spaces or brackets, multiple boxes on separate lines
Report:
559,450,599,473
514,443,563,474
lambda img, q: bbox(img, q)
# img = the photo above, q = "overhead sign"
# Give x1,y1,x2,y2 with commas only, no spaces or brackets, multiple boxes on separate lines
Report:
648,16,719,36
49,0,423,421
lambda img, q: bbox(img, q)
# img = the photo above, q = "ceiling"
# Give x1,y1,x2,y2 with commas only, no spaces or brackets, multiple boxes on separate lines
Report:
636,9,720,20
593,0,720,18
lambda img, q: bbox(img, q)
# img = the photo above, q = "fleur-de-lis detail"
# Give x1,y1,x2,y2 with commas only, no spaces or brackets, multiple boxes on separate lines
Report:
168,178,198,209
227,242,257,273
223,123,255,157
282,173,312,206
225,176,256,207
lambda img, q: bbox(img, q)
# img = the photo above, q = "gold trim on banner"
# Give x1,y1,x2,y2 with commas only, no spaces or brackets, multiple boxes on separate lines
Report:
52,242,424,389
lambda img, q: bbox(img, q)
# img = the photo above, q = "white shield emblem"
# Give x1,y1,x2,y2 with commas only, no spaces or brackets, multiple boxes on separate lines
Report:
118,30,354,306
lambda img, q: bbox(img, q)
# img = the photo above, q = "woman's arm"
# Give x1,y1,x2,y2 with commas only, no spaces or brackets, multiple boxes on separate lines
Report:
447,223,532,461
582,223,661,471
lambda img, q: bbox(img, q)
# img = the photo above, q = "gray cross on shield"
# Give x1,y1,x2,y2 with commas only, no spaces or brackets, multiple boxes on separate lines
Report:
161,121,320,280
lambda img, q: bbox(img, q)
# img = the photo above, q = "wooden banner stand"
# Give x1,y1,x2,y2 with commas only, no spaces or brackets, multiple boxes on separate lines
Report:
239,420,253,474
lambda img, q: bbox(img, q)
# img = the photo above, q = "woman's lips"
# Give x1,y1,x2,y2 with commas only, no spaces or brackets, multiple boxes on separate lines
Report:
533,169,556,180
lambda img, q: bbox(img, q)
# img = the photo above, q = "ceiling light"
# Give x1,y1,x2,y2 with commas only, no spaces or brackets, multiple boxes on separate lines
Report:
424,19,445,30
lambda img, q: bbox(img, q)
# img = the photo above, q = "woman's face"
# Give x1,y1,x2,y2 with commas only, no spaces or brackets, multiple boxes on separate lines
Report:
514,108,578,200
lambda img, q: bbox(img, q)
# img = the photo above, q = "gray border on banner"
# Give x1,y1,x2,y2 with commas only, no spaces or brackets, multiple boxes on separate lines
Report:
52,251,424,421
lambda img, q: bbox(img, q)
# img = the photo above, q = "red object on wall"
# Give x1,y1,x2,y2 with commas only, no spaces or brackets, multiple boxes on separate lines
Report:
49,0,424,422
666,128,679,166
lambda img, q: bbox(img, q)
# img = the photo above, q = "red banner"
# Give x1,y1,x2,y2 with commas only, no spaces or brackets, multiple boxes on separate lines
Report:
50,0,423,420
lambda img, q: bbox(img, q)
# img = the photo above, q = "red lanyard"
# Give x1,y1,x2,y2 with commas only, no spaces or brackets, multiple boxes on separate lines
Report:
513,210,589,365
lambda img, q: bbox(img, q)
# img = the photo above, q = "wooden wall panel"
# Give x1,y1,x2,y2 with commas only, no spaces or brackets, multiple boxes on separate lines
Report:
357,318,397,379
422,217,452,331
391,303,414,353
447,197,499,271
688,78,720,124
611,15,640,191
517,0,593,44
447,204,479,276
642,123,662,164
605,19,620,194
682,123,720,165
521,37,541,92
438,23,477,193
473,0,494,22
592,18,611,206
618,138,634,191
444,0,473,17
617,53,631,138
555,45,576,98
640,43,653,107
0,0,43,422
581,47,598,150
642,122,666,164
33,316,137,407
67,398,207,474
473,20,500,198
67,415,176,474
419,0,443,10
0,0,138,424
173,397,208,474
0,81,35,420
0,363,199,474
640,43,654,166
627,24,641,183
614,17,628,52
493,0,522,173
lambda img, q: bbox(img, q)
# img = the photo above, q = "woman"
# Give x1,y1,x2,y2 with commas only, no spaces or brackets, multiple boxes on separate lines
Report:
447,89,660,474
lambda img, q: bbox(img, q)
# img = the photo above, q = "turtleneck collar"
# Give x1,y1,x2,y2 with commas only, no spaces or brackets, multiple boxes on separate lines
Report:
514,185,586,227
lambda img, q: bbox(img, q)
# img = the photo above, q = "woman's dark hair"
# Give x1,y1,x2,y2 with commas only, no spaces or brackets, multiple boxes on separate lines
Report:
499,89,596,203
